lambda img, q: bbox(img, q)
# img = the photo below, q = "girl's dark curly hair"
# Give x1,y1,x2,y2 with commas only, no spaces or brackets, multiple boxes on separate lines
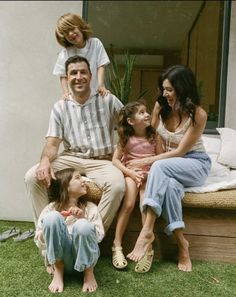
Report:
47,168,87,212
157,65,200,126
116,100,156,149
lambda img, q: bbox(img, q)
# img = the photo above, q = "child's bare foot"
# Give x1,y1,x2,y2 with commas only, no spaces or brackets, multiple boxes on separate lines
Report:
127,228,155,262
48,261,64,293
178,239,192,272
82,267,98,293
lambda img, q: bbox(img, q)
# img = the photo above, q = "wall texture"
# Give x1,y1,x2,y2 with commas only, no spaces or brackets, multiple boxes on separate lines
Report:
0,1,82,221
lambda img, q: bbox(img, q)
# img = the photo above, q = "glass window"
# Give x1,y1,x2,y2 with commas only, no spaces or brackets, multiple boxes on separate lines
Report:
84,0,230,133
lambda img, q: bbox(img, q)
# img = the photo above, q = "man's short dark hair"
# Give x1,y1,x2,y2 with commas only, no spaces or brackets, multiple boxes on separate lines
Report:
65,55,91,75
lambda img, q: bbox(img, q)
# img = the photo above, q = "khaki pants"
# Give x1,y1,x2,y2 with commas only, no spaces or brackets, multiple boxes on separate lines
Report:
24,155,125,232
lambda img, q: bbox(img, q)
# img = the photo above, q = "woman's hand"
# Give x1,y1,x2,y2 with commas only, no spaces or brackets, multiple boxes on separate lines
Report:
126,158,149,169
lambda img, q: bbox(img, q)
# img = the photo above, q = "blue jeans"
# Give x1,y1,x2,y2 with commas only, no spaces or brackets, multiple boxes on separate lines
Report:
42,211,100,273
142,151,211,235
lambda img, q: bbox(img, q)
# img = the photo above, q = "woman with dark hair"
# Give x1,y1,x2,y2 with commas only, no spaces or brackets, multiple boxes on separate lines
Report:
127,65,211,272
34,168,104,293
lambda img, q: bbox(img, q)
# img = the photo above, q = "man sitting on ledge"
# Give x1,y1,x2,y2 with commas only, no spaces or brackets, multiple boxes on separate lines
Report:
25,55,125,232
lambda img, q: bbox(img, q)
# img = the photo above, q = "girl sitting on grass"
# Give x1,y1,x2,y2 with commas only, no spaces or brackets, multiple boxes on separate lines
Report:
34,168,104,293
112,101,163,273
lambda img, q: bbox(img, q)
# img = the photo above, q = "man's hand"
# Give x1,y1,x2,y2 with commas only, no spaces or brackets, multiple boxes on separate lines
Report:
36,161,56,187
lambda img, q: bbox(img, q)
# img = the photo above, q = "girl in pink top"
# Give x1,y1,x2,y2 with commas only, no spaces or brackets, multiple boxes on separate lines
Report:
111,101,163,273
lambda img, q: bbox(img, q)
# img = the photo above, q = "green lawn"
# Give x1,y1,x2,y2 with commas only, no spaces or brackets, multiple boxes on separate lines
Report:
1,220,236,297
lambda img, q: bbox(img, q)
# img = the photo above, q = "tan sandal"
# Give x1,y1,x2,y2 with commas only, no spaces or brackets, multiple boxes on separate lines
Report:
134,250,154,273
112,246,128,269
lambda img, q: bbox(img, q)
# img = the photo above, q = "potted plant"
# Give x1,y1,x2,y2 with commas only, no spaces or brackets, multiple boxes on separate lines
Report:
105,51,147,104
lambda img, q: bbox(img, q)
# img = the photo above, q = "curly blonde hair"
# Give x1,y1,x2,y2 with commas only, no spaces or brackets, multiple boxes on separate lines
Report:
55,13,93,47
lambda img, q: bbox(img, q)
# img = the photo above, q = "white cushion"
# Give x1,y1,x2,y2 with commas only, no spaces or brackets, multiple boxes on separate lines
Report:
216,128,236,169
208,154,230,178
202,134,230,177
202,135,221,155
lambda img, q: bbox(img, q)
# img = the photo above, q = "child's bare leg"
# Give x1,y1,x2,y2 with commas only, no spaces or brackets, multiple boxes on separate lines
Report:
113,178,138,247
127,207,156,262
48,261,64,293
174,229,192,272
82,266,97,293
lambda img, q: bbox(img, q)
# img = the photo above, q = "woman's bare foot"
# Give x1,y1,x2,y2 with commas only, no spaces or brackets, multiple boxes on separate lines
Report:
127,228,155,262
48,261,64,293
82,267,98,293
178,239,192,272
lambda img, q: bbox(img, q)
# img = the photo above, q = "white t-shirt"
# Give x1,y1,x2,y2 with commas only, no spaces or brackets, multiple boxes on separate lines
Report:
53,37,110,92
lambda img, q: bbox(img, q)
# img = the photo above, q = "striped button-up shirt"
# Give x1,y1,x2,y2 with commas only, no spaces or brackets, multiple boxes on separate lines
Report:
46,93,123,158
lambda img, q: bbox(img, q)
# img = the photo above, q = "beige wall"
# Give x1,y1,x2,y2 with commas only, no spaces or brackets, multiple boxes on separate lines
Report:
0,1,83,221
225,1,236,128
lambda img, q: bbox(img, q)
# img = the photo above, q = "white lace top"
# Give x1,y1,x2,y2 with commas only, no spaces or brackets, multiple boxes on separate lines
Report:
157,117,205,152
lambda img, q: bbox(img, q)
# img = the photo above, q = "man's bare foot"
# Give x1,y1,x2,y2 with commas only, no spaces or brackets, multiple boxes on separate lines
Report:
48,261,64,293
46,265,54,275
127,228,155,262
82,267,98,293
178,239,192,272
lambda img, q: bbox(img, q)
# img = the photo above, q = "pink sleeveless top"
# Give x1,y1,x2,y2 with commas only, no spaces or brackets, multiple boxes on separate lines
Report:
122,136,156,175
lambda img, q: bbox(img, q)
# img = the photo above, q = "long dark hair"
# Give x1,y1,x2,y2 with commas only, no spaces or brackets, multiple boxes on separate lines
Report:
157,65,200,125
48,168,87,211
116,100,156,149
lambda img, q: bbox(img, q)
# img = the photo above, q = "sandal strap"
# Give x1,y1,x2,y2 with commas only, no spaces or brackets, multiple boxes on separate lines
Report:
112,246,127,269
112,246,123,252
135,250,154,273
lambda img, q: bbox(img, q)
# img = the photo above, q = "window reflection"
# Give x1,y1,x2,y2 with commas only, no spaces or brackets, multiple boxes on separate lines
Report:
87,1,225,130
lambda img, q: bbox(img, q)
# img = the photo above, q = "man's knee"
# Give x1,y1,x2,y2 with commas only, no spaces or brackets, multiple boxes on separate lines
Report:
106,168,125,195
24,165,38,185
